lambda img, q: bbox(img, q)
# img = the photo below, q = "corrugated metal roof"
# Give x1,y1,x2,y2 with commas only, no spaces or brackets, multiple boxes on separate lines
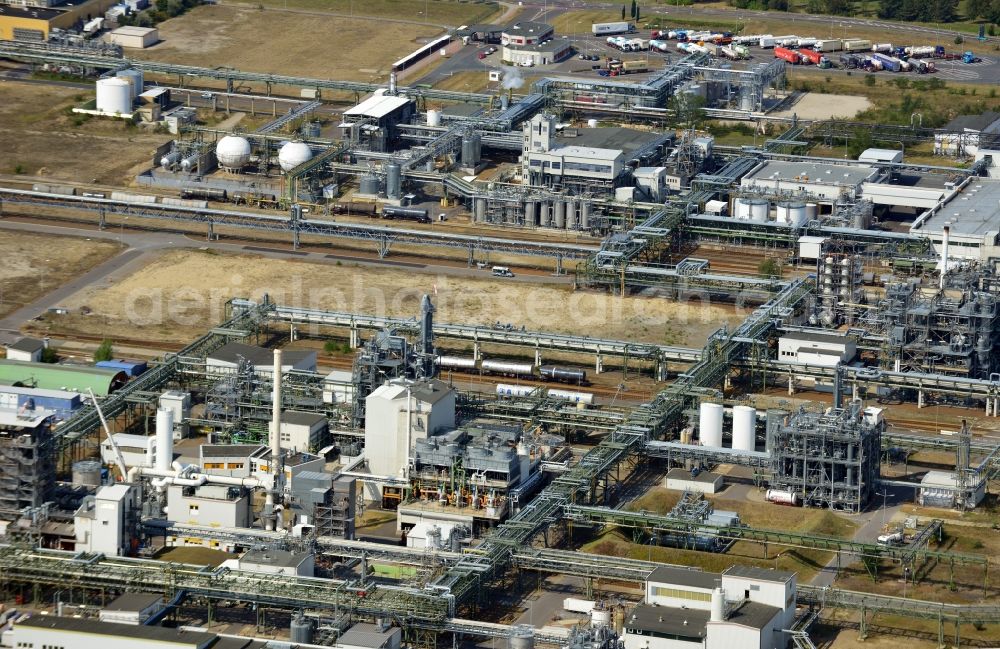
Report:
0,360,126,396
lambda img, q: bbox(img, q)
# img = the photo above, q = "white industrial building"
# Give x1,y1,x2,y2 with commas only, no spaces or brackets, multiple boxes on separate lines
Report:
221,548,315,577
918,470,986,509
159,390,191,439
777,331,857,366
74,484,139,556
166,483,251,528
279,410,329,453
740,160,879,203
323,369,354,405
406,521,456,549
364,378,456,484
205,343,316,376
664,468,724,494
858,148,903,164
6,617,218,649
5,337,45,362
797,235,827,261
98,592,165,626
102,433,157,469
910,179,1000,261
107,25,159,48
522,115,623,186
622,565,796,649
199,443,268,478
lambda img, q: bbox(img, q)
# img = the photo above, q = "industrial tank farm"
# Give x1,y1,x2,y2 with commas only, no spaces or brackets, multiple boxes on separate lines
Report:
0,3,999,649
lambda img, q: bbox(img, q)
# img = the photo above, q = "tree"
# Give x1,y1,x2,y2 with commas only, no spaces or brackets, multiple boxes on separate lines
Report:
635,5,640,21
93,339,114,362
671,92,706,131
622,4,626,19
40,347,58,364
630,0,637,17
758,258,782,279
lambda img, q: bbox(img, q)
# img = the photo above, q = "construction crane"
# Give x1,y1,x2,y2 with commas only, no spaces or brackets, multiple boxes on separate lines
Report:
88,388,128,480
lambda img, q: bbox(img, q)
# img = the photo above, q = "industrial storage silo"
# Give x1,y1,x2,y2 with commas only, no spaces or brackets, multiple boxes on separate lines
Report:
385,163,402,200
539,201,551,228
96,77,132,115
509,626,535,649
289,615,315,644
776,201,807,226
426,109,441,127
524,200,537,226
580,201,591,229
474,197,487,223
215,135,252,171
747,198,770,221
731,405,756,451
72,460,102,487
553,200,566,229
461,134,481,168
359,174,381,196
278,141,313,172
699,402,724,447
115,68,144,99
566,200,578,229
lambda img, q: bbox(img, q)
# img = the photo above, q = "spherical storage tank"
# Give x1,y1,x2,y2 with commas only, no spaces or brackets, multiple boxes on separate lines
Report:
278,140,313,172
215,135,252,170
96,77,133,115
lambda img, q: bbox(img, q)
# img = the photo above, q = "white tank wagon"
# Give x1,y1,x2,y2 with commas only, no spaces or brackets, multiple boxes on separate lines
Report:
481,360,536,377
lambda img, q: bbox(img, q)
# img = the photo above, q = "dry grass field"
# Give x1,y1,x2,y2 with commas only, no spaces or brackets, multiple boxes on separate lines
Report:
133,5,448,81
48,249,745,345
0,232,120,320
227,0,500,25
0,79,170,184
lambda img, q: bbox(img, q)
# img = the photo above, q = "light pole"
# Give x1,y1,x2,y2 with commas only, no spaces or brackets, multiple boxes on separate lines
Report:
876,488,889,529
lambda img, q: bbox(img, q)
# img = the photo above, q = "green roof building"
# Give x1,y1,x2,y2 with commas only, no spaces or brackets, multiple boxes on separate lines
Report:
0,360,128,396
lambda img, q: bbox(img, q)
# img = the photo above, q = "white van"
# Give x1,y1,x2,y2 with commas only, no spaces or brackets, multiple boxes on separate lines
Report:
491,266,514,277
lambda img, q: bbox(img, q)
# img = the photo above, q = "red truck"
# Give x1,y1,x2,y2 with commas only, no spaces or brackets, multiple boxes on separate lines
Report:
774,46,801,64
798,48,823,65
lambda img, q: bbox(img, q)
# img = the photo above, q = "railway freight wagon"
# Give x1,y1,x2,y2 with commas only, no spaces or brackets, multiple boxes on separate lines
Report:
381,206,430,223
436,356,588,385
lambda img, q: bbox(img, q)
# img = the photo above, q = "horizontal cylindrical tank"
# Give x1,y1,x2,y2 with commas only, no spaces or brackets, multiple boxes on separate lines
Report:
96,77,132,115
496,383,536,398
547,389,594,405
161,197,208,209
160,150,181,170
731,405,756,452
181,187,228,201
110,191,157,204
699,401,724,447
180,153,200,173
482,360,535,376
436,356,477,369
766,489,802,506
539,365,587,383
72,460,102,487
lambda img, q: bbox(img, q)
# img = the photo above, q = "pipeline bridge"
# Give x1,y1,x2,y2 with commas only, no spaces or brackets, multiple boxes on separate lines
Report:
0,188,595,263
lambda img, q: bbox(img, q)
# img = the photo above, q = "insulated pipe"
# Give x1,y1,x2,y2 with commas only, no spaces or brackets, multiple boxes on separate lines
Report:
265,348,284,531
939,225,950,290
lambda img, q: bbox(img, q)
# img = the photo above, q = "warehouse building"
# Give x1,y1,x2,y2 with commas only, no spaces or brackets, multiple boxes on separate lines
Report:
205,343,316,376
910,179,1000,261
0,384,83,419
340,92,415,153
0,0,119,40
98,592,165,626
0,359,127,395
106,24,157,48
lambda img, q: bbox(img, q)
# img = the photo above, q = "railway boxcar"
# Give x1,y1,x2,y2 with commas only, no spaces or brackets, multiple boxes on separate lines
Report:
539,365,588,384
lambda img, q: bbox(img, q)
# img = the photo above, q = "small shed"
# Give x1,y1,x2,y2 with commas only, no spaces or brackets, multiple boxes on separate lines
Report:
107,25,159,48
5,337,45,363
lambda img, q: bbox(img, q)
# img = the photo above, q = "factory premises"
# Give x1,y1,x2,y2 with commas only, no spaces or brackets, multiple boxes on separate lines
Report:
2,11,1000,649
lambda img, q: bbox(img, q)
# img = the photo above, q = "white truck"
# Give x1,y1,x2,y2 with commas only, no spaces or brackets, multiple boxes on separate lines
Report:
592,21,635,35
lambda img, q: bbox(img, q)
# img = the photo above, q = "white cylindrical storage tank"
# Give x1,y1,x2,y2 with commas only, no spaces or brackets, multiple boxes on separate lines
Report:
115,68,144,98
586,118,598,128
590,607,611,628
733,198,755,220
215,135,252,170
580,201,591,229
778,201,808,227
566,200,578,229
805,203,818,222
731,405,756,452
748,198,769,221
710,588,725,622
699,402,724,447
155,407,174,472
278,141,313,172
553,200,566,229
72,460,102,487
96,77,132,115
524,200,537,226
426,109,441,127
496,384,536,398
180,153,200,173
